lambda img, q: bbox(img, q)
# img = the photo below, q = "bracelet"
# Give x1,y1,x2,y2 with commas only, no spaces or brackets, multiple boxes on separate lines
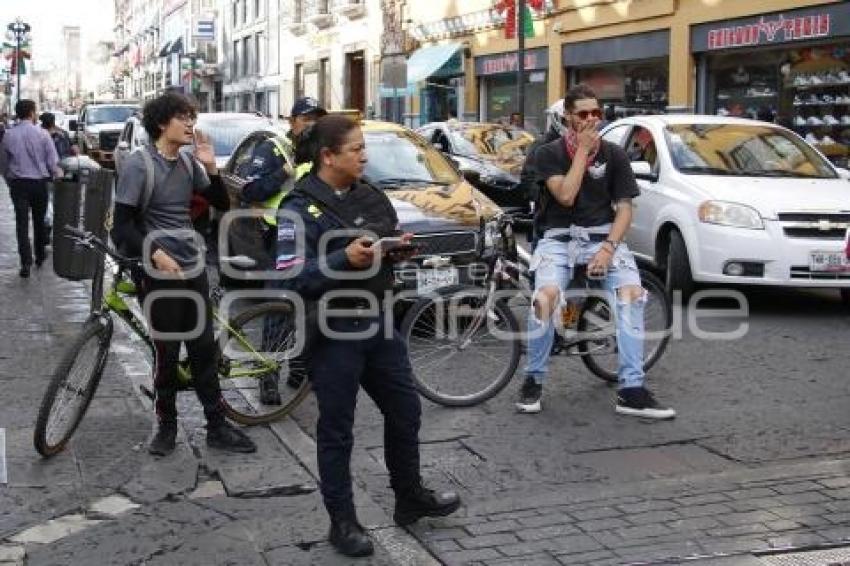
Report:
604,239,619,251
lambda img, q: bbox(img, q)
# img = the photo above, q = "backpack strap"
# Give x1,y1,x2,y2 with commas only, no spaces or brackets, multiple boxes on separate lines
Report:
139,149,155,213
178,151,195,187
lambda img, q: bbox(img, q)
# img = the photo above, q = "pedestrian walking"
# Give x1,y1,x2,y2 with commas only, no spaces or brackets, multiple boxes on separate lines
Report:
275,114,461,557
517,84,676,419
0,99,62,278
39,112,79,244
110,92,257,457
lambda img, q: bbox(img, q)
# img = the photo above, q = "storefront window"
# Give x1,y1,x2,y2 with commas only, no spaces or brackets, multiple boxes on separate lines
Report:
574,60,668,117
705,42,850,167
482,72,547,134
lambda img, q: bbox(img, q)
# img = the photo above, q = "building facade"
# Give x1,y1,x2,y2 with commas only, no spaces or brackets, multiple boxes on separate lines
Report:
277,0,379,118
403,0,847,136
61,27,83,106
220,0,281,116
113,0,223,108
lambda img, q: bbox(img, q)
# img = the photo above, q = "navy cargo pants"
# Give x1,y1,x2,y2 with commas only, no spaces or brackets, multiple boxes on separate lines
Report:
309,315,422,518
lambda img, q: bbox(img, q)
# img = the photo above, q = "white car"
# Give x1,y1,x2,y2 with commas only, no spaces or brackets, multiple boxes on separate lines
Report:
115,112,276,174
600,115,850,304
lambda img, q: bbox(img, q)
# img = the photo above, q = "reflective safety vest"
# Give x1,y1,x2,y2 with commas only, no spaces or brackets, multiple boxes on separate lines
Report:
261,137,313,225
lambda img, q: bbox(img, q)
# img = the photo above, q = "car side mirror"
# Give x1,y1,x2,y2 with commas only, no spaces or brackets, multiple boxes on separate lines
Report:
117,141,129,150
631,161,658,182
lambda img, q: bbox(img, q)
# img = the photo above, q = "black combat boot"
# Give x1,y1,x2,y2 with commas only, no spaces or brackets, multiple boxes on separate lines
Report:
328,512,374,557
148,421,177,456
394,485,461,526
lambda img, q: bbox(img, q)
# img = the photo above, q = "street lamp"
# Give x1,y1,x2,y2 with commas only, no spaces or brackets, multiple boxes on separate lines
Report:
6,18,31,106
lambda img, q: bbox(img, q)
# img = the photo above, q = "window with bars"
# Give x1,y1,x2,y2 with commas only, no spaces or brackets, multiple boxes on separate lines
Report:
295,63,304,100
255,32,264,75
243,36,251,76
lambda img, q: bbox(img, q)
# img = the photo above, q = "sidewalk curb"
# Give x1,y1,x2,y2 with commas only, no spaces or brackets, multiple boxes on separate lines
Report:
268,417,443,565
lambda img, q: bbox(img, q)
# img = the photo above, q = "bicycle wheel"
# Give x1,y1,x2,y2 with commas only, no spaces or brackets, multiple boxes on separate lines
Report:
578,269,672,383
400,285,521,407
218,301,310,425
34,316,113,457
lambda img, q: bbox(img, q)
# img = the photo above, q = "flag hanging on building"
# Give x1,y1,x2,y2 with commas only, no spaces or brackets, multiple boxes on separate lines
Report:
2,40,31,75
494,0,544,40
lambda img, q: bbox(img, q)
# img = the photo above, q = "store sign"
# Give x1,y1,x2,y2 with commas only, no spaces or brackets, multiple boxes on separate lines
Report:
707,14,829,50
194,20,215,42
475,48,548,76
692,3,850,53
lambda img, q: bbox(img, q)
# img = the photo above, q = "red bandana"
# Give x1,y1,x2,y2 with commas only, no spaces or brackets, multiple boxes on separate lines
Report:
564,130,599,169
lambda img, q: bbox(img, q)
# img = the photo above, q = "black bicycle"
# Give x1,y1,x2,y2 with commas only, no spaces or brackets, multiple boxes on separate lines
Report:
400,216,673,407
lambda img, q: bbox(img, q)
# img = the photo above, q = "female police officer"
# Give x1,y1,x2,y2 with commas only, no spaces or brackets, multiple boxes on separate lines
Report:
274,115,460,557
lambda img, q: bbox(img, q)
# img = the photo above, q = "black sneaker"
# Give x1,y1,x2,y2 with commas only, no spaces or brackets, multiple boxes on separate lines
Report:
394,485,461,526
616,387,676,420
515,377,542,413
206,421,257,453
149,421,177,456
259,372,282,405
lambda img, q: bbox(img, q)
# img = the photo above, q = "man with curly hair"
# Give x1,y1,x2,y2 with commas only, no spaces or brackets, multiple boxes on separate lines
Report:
111,92,257,456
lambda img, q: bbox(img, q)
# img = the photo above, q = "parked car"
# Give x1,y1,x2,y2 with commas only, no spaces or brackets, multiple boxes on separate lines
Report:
115,112,272,174
77,102,140,168
417,121,534,222
220,119,503,294
600,114,850,304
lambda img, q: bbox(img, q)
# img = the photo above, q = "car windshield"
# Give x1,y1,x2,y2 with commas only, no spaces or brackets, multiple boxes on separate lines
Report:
449,126,532,159
664,124,837,179
86,106,138,125
197,115,271,157
364,130,460,187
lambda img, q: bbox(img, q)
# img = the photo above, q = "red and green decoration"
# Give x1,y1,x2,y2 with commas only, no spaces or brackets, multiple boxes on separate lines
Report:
180,57,204,91
494,0,544,39
2,40,31,75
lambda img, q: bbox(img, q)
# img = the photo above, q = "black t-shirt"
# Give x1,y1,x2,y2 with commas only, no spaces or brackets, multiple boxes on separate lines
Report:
535,138,639,232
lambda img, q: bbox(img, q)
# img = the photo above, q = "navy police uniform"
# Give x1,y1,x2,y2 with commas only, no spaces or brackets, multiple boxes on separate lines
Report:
275,172,423,519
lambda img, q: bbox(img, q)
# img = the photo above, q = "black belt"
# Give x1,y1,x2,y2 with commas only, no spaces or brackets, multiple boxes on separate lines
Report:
551,233,607,243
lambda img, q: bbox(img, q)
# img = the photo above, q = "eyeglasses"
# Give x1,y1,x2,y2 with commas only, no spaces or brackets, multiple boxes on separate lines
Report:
572,109,603,120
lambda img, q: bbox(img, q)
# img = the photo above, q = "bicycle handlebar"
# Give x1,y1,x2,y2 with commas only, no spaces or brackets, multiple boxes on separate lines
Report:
63,225,140,268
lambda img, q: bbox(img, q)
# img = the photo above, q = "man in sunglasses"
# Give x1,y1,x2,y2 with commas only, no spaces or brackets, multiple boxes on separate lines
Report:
517,84,676,420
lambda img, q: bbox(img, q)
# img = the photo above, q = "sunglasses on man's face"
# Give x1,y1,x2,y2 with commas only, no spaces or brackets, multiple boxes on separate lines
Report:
572,109,602,120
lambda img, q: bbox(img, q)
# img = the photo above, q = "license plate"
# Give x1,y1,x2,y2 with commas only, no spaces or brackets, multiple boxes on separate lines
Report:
416,268,459,294
809,251,850,272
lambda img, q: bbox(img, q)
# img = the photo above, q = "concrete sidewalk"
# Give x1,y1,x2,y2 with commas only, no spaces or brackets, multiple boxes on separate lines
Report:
0,181,429,565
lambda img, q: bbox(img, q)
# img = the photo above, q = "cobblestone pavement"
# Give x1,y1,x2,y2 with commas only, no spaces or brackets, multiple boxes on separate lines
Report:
2,178,850,565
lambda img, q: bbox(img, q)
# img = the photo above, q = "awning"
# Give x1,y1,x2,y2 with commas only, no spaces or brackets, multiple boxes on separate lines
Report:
169,37,183,55
406,43,463,86
157,40,172,57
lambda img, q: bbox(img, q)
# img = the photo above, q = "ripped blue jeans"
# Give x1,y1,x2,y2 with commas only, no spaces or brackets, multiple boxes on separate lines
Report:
525,229,646,389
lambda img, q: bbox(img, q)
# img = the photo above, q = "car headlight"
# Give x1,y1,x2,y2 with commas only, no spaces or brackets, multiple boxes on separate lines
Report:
698,201,764,230
86,133,99,149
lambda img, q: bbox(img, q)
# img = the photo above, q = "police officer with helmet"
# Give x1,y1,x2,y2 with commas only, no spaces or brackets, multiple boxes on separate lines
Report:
275,114,461,557
239,97,327,404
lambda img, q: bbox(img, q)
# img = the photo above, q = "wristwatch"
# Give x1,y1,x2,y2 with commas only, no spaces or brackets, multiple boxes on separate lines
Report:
604,239,620,251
